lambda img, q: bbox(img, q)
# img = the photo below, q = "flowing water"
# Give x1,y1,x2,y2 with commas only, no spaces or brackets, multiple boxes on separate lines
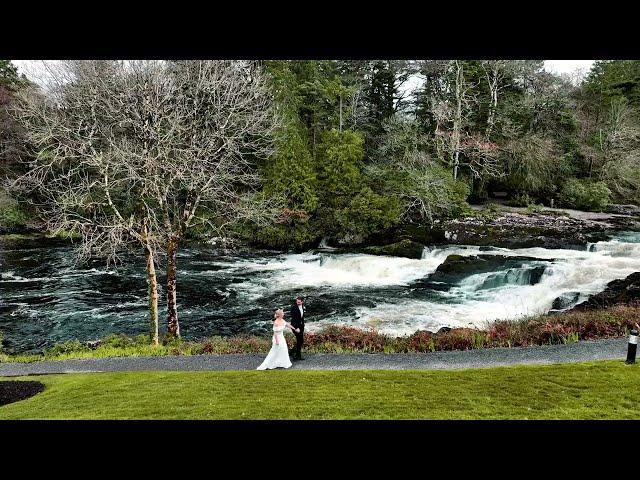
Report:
1,231,639,354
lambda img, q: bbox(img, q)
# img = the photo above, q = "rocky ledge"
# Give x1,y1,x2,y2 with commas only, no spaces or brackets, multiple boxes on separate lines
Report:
360,239,426,259
414,254,551,291
569,272,640,311
439,213,611,249
394,208,640,250
313,205,639,254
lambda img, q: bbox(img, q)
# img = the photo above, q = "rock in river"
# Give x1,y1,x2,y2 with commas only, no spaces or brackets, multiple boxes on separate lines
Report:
570,272,640,310
362,239,426,259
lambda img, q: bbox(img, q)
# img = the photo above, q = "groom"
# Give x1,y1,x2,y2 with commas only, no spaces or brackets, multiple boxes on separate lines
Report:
289,296,305,360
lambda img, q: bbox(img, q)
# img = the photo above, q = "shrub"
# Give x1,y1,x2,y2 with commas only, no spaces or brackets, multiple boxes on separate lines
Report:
560,179,611,211
102,334,131,349
334,186,403,242
162,334,183,348
403,331,436,352
306,325,390,353
526,203,545,214
0,330,3,354
252,222,319,251
0,203,29,231
507,193,535,207
45,339,90,356
433,329,476,351
367,162,470,225
226,335,271,354
486,202,502,213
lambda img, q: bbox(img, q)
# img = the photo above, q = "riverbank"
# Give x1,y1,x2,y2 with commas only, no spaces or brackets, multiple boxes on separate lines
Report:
1,360,638,419
4,203,639,255
2,304,637,363
383,205,640,252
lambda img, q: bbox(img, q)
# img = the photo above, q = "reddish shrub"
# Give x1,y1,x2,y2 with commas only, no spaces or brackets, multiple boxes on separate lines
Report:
434,329,476,351
404,331,435,352
306,326,389,352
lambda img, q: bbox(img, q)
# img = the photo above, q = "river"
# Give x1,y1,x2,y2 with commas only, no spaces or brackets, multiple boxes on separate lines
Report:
1,231,639,354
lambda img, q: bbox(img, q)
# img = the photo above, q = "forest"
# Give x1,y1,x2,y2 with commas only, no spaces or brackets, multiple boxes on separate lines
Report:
2,60,639,251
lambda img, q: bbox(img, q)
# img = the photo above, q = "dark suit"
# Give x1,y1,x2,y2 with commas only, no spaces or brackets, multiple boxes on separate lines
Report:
290,303,305,359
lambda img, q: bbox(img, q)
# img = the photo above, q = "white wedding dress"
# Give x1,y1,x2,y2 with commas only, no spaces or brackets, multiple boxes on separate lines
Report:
257,322,292,370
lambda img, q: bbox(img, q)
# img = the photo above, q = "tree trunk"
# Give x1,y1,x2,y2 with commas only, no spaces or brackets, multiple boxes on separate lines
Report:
452,61,463,181
453,150,460,180
486,85,498,139
339,94,343,132
166,235,181,339
145,246,159,346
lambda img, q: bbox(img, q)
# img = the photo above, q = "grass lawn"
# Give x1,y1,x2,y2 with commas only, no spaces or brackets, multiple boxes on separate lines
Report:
1,360,638,419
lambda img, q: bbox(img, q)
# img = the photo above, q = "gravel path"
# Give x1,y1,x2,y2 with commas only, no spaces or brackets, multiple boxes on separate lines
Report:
0,338,629,377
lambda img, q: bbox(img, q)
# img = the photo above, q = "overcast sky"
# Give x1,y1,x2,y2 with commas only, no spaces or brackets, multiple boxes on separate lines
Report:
544,60,594,75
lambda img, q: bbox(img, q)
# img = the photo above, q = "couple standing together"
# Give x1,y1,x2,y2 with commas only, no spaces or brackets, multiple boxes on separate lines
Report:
257,296,305,370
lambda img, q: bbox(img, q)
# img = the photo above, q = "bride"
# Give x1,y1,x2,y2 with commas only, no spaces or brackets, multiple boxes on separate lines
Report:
257,308,300,370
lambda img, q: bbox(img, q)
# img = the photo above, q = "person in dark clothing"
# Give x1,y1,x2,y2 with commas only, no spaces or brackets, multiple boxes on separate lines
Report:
289,296,305,360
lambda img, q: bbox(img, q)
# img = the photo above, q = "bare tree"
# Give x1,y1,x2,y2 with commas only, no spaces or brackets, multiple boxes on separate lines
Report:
430,61,501,182
431,61,474,180
12,61,168,344
480,60,514,139
450,60,466,180
151,61,280,338
596,98,640,201
12,60,280,342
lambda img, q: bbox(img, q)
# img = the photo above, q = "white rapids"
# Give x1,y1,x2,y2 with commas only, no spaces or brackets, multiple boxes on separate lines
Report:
202,233,640,336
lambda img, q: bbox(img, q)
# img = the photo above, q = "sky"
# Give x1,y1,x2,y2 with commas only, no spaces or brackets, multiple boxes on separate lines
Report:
544,60,594,75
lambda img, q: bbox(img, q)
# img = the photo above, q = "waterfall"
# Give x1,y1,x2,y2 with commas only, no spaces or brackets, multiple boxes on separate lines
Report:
457,265,548,291
306,232,640,336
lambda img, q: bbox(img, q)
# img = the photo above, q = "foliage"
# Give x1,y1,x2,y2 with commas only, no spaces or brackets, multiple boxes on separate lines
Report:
0,60,28,91
560,179,612,211
584,60,640,110
45,340,90,356
501,134,570,199
312,128,402,243
5,59,640,255
507,192,534,207
486,202,502,213
525,203,545,214
334,186,402,241
369,115,470,224
0,201,29,231
1,61,33,231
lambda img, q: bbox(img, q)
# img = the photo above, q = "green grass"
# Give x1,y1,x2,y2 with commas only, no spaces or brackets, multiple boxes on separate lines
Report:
0,231,80,242
1,360,638,419
0,233,39,242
